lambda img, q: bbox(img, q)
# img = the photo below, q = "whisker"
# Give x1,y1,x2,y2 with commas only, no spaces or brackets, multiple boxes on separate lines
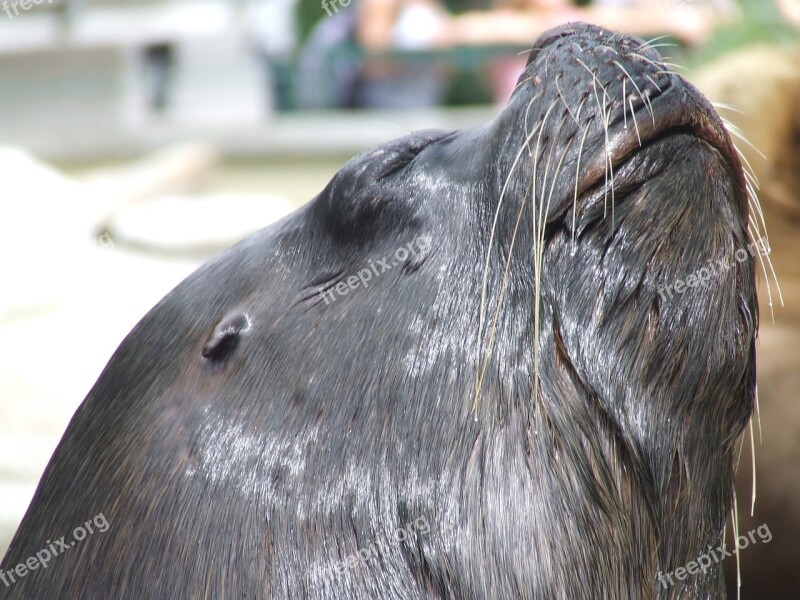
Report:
730,138,769,239
575,57,606,93
475,142,536,406
750,420,757,517
733,493,742,600
740,154,761,190
572,125,592,249
474,99,558,409
641,42,679,52
621,77,628,129
725,123,767,160
574,96,588,122
480,182,530,396
755,384,763,444
524,92,545,156
589,79,614,224
628,51,664,71
638,34,674,51
645,74,663,93
661,61,688,72
539,114,568,226
511,74,540,99
532,114,571,407
735,429,746,472
556,73,580,125
613,59,654,123
747,222,782,324
596,44,620,56
629,97,642,146
577,57,615,221
712,101,744,115
745,178,767,234
642,88,656,127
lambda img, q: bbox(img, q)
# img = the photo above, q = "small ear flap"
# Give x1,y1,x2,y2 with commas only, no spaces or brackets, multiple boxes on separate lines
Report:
313,130,450,241
202,312,251,362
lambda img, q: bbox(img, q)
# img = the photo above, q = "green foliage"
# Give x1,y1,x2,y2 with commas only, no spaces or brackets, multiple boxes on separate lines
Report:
687,0,799,68
297,0,330,44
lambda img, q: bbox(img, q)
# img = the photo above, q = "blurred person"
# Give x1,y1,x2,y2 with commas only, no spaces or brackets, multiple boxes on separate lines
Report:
296,0,462,109
355,0,452,107
486,0,740,102
143,44,175,113
297,0,736,109
478,0,582,104
357,0,737,106
355,0,584,107
358,0,734,49
249,0,300,111
585,0,739,45
294,5,363,109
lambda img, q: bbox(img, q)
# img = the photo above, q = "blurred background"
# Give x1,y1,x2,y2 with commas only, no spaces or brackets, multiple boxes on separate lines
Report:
0,0,798,598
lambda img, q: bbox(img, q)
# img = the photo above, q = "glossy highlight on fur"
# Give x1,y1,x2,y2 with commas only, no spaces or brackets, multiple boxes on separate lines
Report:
1,22,757,599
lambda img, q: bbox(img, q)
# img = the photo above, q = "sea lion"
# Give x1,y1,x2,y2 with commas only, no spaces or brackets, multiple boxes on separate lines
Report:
0,22,758,599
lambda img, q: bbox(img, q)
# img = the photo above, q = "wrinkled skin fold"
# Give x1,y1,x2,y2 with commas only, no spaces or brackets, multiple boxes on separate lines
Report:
1,22,756,600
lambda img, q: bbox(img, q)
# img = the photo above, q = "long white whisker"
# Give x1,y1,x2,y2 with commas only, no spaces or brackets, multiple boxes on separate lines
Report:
712,101,744,115
573,125,592,248
628,52,663,71
661,61,688,72
638,34,673,51
725,123,768,160
613,60,654,124
556,73,580,125
578,57,615,222
621,77,628,129
747,222,782,324
645,74,663,93
629,97,642,147
474,100,556,409
733,492,742,600
755,384,763,444
531,113,570,407
750,419,757,517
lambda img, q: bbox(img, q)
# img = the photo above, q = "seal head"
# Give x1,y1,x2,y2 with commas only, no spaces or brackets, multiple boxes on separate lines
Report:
1,22,756,600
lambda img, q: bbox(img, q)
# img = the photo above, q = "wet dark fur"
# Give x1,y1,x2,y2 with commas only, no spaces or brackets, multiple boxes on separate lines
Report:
1,23,757,599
